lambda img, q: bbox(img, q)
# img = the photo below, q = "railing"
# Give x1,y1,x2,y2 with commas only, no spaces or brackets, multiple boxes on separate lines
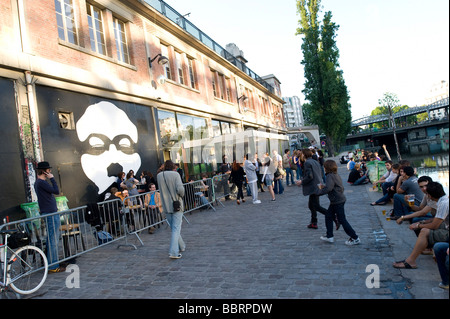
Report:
143,0,275,94
0,174,233,270
351,97,449,127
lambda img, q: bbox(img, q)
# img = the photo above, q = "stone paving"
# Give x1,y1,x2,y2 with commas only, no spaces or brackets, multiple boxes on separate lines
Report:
20,160,449,300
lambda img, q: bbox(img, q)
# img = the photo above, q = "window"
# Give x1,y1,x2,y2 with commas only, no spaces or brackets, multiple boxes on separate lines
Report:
244,87,253,110
161,45,172,80
187,58,197,89
55,0,78,45
175,52,184,85
211,69,231,101
218,74,226,100
260,96,269,115
113,17,130,64
87,4,106,55
211,69,217,98
225,78,231,102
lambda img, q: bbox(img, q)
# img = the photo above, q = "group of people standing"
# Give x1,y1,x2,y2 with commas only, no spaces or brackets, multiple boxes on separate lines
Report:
226,148,360,246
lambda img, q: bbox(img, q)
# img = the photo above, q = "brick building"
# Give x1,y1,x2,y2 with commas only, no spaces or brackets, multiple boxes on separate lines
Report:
0,0,287,219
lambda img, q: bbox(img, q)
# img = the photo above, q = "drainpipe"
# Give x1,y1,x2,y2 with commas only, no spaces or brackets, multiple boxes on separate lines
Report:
24,71,43,163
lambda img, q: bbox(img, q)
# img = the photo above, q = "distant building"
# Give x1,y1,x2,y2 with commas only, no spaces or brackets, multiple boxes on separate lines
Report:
282,96,306,148
426,80,449,119
282,96,304,127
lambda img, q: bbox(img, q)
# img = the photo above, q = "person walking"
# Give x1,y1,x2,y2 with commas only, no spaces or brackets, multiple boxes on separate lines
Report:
283,149,295,186
34,161,65,273
157,160,186,259
230,160,246,205
262,156,276,201
244,154,261,204
316,160,360,245
295,148,328,229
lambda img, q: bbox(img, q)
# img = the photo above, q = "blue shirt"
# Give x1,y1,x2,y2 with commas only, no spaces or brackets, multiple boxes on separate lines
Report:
34,178,59,214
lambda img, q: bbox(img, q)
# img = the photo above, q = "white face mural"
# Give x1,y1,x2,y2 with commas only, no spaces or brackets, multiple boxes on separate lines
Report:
76,101,141,194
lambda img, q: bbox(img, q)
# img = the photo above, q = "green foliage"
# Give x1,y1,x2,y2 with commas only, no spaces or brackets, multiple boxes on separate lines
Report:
296,0,352,154
371,92,420,128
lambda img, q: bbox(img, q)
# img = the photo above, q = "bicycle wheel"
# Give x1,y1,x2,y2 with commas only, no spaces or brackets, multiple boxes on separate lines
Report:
7,245,48,295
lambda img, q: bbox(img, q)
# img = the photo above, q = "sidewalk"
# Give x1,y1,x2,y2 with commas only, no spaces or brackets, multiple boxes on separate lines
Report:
22,159,448,299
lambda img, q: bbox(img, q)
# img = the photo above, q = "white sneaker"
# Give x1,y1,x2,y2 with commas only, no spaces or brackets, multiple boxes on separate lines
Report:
253,200,261,204
345,237,361,246
320,236,334,243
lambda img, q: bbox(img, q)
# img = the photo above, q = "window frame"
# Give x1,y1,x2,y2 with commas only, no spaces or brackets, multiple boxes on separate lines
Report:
187,57,197,89
113,17,130,64
86,3,106,55
160,44,173,80
55,0,79,45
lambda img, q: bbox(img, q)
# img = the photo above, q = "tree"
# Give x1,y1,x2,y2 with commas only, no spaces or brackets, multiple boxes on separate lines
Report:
378,92,402,160
296,0,352,155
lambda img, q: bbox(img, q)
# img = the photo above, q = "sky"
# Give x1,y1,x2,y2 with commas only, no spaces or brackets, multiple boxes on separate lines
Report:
164,0,449,121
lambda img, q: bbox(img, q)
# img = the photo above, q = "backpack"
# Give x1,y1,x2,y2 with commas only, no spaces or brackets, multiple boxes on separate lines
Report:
95,230,113,245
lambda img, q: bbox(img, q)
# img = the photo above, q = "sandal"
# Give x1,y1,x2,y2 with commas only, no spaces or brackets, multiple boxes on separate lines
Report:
371,202,386,206
393,260,417,269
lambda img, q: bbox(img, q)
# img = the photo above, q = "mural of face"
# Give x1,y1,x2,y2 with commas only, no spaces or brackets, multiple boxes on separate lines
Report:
76,101,141,194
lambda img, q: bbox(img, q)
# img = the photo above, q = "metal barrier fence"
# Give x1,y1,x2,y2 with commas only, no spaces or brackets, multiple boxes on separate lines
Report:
0,174,234,270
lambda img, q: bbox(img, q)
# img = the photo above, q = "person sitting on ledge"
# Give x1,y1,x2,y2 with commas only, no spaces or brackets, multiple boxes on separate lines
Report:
396,176,436,225
393,181,448,269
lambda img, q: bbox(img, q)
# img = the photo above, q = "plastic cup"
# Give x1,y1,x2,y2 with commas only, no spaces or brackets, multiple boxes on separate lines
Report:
408,194,415,207
386,217,391,221
382,210,386,215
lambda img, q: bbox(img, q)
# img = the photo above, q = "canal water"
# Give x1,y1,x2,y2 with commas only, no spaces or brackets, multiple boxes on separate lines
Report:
411,153,449,195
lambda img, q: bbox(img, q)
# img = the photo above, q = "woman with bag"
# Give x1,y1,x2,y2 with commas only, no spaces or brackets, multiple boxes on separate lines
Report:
262,157,276,201
157,160,186,259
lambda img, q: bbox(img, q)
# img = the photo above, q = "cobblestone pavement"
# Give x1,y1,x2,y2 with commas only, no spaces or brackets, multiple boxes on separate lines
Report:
18,160,448,300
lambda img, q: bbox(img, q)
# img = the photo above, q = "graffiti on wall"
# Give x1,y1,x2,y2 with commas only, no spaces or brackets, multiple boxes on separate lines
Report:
76,101,142,194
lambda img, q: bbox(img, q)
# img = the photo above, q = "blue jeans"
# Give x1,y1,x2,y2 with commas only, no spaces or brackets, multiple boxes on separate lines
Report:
433,242,449,285
325,202,358,239
166,212,185,257
44,213,61,270
393,193,413,217
381,181,394,195
296,166,302,180
285,168,295,185
274,179,284,194
352,175,368,185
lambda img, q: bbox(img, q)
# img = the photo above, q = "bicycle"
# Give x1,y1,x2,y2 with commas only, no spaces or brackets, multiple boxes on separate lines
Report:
0,228,48,295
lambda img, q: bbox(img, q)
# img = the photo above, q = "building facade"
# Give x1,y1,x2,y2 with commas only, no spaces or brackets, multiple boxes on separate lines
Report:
0,0,286,219
282,96,306,148
426,80,449,120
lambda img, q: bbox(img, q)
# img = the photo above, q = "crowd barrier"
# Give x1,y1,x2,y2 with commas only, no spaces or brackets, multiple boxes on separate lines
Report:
0,174,233,270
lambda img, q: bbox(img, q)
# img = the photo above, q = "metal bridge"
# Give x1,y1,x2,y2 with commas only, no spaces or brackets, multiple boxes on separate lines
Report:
351,97,449,127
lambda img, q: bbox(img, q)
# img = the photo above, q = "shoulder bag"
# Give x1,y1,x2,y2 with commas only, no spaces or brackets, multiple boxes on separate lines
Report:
163,172,181,212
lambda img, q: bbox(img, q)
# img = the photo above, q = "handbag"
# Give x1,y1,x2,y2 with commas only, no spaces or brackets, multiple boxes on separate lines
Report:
163,172,182,212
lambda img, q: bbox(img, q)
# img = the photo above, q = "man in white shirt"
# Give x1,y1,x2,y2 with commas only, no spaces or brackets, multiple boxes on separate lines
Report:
393,182,448,269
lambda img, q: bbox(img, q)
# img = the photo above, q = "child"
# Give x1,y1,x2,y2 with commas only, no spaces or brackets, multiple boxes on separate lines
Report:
317,159,361,245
